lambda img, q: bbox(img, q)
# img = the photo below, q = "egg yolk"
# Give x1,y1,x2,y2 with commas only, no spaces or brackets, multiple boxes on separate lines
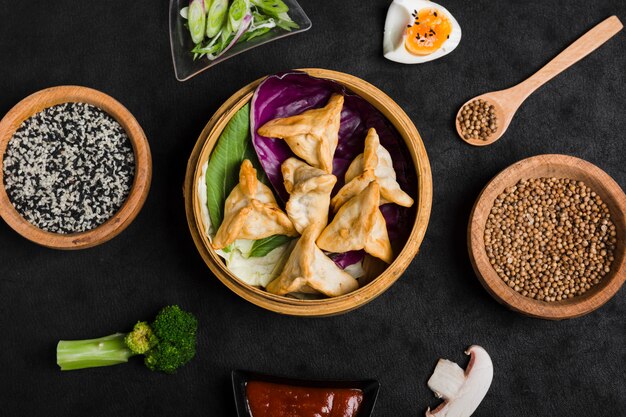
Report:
405,9,452,56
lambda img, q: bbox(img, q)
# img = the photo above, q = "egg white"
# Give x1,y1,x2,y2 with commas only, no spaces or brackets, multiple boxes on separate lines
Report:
383,0,462,64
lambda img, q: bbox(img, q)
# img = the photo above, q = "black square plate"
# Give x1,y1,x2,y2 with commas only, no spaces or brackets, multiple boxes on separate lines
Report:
232,370,381,417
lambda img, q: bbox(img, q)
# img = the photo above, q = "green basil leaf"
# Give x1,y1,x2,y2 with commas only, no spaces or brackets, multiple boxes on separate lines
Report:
205,103,252,229
205,103,270,232
249,235,293,258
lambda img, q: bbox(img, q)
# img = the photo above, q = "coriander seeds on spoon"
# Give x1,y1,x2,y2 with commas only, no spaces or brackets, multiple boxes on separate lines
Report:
456,16,623,146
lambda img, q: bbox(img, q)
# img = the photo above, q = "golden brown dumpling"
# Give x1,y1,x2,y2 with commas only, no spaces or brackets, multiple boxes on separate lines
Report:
257,94,344,174
266,225,359,297
212,160,298,250
282,157,337,235
331,128,414,212
318,181,393,264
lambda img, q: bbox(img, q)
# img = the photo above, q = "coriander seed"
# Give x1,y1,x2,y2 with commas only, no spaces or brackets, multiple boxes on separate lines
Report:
458,99,498,141
484,177,616,302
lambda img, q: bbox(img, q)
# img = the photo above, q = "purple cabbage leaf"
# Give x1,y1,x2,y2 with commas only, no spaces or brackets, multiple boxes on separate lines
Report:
250,71,417,267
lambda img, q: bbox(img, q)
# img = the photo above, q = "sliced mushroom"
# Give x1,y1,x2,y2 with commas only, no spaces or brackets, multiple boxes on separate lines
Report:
426,345,493,417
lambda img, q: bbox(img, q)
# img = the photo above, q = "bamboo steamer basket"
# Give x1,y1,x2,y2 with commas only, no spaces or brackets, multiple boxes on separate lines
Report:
184,69,432,316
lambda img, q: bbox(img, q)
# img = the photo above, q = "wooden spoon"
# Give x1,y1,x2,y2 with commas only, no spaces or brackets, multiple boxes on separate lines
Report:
457,15,623,147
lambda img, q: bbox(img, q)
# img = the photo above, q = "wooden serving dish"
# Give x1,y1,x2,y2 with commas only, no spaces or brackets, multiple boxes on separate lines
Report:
0,86,152,250
468,154,626,319
184,69,432,316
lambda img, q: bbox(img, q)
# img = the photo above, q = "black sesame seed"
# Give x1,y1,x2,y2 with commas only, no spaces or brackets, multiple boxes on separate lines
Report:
434,11,438,17
3,103,135,234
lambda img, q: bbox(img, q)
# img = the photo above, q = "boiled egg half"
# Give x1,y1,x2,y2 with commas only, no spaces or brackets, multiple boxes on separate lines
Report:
383,0,461,64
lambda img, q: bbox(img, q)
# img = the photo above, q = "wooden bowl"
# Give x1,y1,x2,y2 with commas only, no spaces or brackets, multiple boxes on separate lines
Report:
184,69,433,316
0,86,152,250
468,154,626,319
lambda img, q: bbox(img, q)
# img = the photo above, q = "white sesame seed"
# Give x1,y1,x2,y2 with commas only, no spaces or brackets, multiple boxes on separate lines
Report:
3,102,135,234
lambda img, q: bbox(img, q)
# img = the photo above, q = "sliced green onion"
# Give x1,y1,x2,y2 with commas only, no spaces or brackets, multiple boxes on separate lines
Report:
242,26,272,41
192,30,223,58
192,42,221,55
187,0,297,57
251,0,288,17
219,21,234,50
249,19,275,31
207,13,252,60
188,0,207,44
228,0,249,32
247,11,276,37
207,0,229,38
275,12,299,31
249,11,274,29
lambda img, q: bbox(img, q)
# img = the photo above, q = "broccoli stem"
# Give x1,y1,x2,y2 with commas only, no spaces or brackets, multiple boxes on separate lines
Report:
56,333,136,371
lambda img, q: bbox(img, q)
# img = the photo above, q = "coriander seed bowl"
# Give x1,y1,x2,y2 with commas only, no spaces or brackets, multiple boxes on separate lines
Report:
0,86,152,250
468,154,626,319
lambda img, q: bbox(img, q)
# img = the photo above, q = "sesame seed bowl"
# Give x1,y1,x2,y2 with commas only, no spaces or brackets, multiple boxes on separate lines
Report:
468,154,626,320
0,86,152,250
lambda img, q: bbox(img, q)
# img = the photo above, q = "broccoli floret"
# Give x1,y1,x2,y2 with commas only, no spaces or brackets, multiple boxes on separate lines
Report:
56,305,198,374
145,343,194,374
125,321,158,355
153,305,198,343
143,305,198,373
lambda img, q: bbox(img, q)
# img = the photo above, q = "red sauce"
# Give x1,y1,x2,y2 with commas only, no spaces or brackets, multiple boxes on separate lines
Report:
246,381,364,417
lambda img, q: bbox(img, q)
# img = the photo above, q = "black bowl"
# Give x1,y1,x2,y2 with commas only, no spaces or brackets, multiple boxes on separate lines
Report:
232,370,381,417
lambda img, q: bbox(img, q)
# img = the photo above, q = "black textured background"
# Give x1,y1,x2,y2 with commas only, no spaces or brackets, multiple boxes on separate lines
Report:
1,1,625,416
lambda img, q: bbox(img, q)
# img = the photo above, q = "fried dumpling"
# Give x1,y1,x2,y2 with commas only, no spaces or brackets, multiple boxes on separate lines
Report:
212,160,298,250
266,225,359,297
330,128,414,212
282,157,337,235
318,181,393,264
257,94,344,174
